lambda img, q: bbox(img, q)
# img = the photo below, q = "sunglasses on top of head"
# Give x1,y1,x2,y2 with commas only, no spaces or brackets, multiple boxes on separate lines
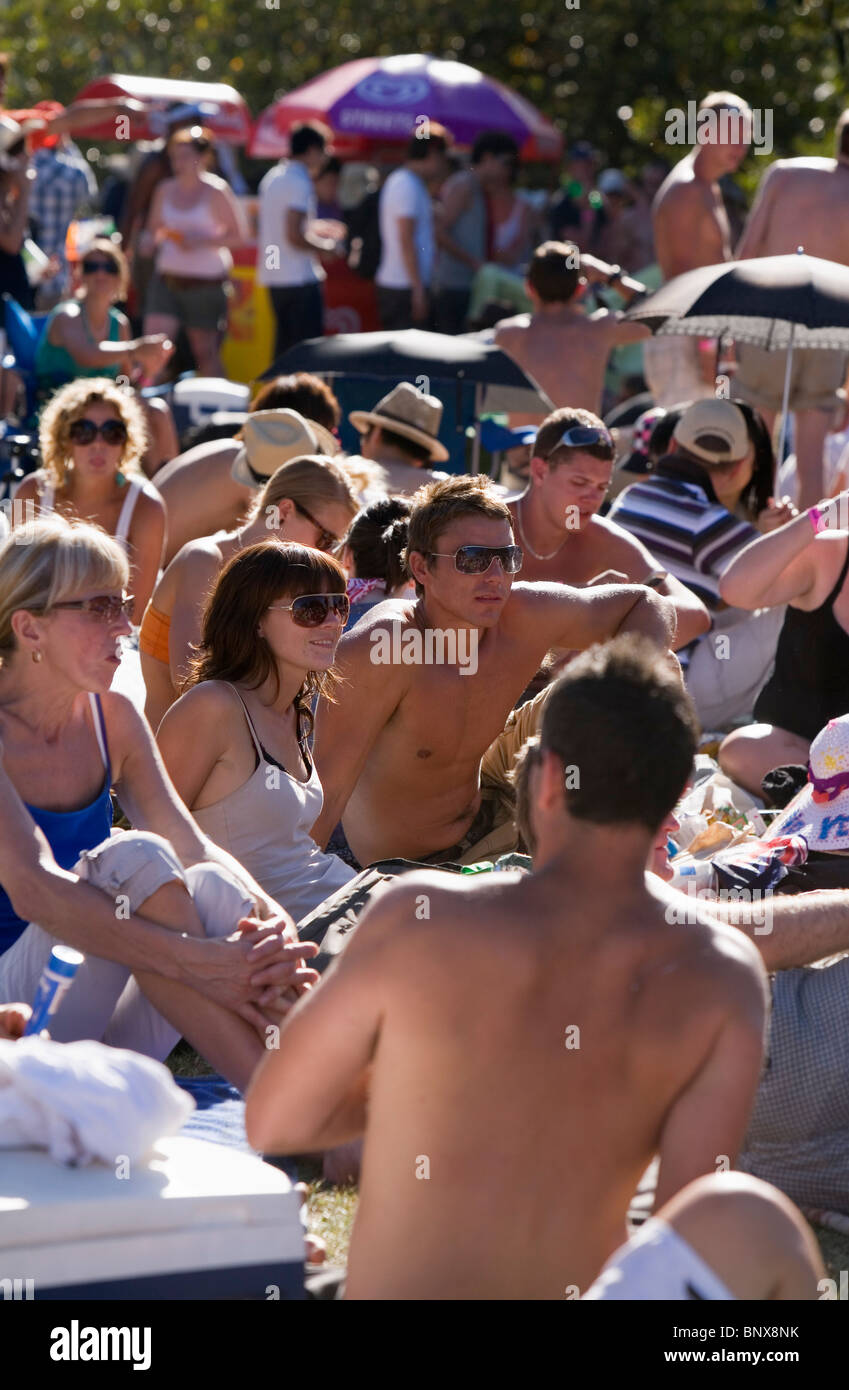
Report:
267,593,350,627
81,258,120,276
68,418,128,447
547,425,613,455
426,544,524,575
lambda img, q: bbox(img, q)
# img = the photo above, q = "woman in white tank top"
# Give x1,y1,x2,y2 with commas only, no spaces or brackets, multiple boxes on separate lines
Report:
157,540,356,923
12,378,165,624
141,126,249,379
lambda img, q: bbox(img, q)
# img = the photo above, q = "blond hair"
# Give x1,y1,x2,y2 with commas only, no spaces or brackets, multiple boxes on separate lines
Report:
249,454,360,527
0,515,128,662
38,378,148,488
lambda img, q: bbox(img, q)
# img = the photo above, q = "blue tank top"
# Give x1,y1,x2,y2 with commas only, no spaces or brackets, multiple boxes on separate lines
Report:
0,694,113,956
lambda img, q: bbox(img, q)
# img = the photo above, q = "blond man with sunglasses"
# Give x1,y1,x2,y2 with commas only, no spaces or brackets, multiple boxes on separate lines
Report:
312,473,677,869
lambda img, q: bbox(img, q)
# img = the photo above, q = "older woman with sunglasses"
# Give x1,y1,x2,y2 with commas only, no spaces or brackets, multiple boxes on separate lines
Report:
157,541,356,920
34,238,178,472
140,431,358,731
14,377,166,623
0,517,318,1080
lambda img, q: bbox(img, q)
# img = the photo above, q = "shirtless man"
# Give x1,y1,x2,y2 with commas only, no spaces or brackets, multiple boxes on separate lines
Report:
494,241,650,425
646,91,751,408
154,373,340,562
312,475,676,867
734,109,849,508
248,638,787,1299
510,406,710,650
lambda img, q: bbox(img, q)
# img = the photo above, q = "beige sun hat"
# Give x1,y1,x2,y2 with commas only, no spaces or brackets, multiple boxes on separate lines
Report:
349,382,449,463
230,408,339,487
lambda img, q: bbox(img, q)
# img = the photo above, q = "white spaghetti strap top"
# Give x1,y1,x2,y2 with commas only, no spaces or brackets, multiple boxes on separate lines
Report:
115,477,143,549
36,473,144,556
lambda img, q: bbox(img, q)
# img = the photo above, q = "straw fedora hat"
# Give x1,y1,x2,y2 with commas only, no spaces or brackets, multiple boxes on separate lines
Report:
349,383,449,463
231,409,339,487
770,715,849,851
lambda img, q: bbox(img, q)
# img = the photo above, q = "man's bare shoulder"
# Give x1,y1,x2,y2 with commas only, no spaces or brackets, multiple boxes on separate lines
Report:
335,599,417,677
353,868,527,948
494,314,531,340
585,513,652,567
651,880,768,1007
155,439,241,487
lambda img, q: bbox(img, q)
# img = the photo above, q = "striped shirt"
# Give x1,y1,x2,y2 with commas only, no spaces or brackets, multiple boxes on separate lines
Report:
607,461,758,611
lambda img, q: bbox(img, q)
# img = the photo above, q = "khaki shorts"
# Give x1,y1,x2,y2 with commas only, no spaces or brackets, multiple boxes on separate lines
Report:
735,342,847,414
145,271,231,333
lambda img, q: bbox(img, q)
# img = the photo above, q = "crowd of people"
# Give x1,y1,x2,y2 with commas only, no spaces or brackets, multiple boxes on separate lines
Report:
2,72,849,1303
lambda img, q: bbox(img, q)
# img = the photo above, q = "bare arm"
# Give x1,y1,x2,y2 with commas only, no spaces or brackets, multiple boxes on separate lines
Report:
398,215,424,290
512,581,676,656
165,548,220,694
48,306,170,374
735,165,781,260
285,206,335,255
127,492,166,625
105,692,290,924
435,173,482,270
718,509,823,609
210,184,249,249
655,940,768,1208
0,755,305,1021
593,521,711,648
311,614,407,848
0,175,31,255
654,183,711,280
246,880,409,1153
157,682,237,810
705,889,849,972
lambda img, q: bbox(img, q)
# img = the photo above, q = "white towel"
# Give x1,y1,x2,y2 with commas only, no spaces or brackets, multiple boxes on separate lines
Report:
0,1037,194,1167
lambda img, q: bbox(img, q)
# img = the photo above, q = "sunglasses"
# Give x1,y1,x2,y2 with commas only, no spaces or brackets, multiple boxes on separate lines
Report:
427,544,524,575
548,425,613,453
81,258,120,275
267,593,350,627
49,593,135,623
294,501,339,553
68,418,128,446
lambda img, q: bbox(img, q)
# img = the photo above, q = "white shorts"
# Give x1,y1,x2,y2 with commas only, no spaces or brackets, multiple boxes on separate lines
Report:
582,1217,735,1300
0,831,257,1060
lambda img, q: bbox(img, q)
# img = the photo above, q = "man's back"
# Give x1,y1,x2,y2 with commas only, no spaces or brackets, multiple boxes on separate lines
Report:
738,158,849,265
495,308,618,419
346,870,765,1299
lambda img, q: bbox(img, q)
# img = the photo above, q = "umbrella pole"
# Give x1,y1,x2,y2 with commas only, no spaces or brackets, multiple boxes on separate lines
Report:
777,324,795,470
471,383,482,475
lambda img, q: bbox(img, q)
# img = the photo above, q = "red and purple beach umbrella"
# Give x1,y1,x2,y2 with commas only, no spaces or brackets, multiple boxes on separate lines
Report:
249,54,563,162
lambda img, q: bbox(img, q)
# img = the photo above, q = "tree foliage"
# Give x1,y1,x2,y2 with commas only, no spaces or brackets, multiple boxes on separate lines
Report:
3,0,847,187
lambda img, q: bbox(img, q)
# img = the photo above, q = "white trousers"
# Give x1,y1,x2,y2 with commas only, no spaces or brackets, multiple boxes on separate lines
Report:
0,831,256,1061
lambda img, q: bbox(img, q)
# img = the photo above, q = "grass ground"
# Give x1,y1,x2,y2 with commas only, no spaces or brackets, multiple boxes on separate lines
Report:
167,1042,849,1284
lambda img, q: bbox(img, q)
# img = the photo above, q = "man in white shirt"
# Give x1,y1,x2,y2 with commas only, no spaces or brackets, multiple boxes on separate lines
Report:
376,123,452,331
257,121,338,361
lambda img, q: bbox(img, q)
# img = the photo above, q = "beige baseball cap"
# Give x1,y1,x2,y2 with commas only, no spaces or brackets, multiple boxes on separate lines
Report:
673,399,749,465
231,408,339,487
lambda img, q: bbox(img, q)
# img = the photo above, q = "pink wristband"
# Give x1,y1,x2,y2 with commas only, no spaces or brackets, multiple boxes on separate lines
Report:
809,506,827,534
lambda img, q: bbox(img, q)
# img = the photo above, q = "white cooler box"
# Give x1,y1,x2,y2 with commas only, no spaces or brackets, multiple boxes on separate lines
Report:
0,1136,304,1300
